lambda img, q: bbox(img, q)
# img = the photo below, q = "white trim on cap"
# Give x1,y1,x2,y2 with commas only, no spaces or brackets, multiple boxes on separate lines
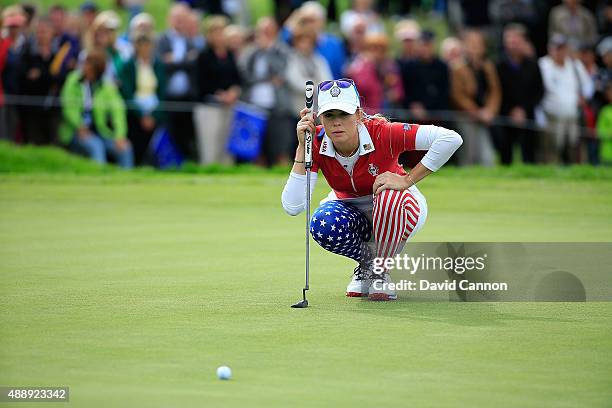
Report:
317,101,358,115
319,123,376,157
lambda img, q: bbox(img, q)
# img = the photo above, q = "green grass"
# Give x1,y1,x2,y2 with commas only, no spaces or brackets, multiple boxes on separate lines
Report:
0,167,612,407
1,144,612,407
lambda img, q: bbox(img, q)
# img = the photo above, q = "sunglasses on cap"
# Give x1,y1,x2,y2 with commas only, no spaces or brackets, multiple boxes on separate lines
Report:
318,78,355,91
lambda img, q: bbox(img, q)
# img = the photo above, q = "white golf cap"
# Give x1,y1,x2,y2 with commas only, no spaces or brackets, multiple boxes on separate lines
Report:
316,79,360,115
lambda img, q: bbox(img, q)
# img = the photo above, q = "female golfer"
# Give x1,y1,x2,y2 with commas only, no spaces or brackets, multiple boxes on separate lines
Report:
281,79,462,301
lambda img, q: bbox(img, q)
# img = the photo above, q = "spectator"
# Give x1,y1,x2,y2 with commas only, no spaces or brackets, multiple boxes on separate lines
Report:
119,31,166,165
496,24,544,164
342,14,367,66
48,4,80,86
299,1,346,80
65,11,84,40
538,34,594,163
395,19,421,62
577,42,601,164
79,2,99,29
18,16,61,145
20,3,37,36
340,0,385,38
187,10,206,51
596,37,612,104
345,33,404,114
157,3,198,159
488,0,545,53
196,16,241,105
286,26,332,116
82,10,124,83
450,29,501,166
578,43,598,83
240,17,293,165
224,24,248,58
600,1,612,36
548,0,597,50
0,5,27,141
596,82,612,164
59,49,132,168
193,15,242,165
440,36,464,67
398,29,450,122
117,12,156,60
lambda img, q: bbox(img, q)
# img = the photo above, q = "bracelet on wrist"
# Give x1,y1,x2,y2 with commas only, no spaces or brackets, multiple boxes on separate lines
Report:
294,159,305,164
407,173,416,187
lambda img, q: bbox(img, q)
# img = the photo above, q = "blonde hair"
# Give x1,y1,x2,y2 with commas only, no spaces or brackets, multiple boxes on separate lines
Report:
84,10,120,52
2,4,25,20
364,33,390,50
363,113,390,122
203,15,230,35
358,108,390,123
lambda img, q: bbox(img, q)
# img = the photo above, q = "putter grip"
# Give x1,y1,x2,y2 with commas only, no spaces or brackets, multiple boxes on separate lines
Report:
304,81,314,169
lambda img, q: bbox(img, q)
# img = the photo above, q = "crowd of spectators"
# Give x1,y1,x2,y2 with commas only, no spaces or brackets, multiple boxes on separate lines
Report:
1,0,612,168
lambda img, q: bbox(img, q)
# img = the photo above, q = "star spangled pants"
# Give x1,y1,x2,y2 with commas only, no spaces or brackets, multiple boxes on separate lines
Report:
310,188,427,262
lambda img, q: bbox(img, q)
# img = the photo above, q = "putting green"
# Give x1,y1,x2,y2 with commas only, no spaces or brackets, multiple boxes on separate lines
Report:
1,171,611,407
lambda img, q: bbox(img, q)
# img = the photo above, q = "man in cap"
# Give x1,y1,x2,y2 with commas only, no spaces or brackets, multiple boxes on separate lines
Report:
538,33,593,163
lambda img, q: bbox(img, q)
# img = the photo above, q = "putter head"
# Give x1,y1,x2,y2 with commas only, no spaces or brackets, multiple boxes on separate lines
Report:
291,299,308,308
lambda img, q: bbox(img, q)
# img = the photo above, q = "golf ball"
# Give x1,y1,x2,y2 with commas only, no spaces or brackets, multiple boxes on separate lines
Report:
216,365,232,380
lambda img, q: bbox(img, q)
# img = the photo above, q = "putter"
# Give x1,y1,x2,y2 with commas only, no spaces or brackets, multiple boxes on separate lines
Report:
292,80,315,309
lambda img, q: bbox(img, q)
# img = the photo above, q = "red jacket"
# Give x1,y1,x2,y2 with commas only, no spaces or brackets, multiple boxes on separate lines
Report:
312,118,425,199
0,37,12,106
345,56,404,115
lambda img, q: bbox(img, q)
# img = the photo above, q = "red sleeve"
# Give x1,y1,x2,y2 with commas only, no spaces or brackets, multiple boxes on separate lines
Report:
385,122,420,156
0,39,9,72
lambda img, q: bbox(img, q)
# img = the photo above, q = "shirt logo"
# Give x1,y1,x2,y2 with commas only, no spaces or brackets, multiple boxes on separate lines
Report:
403,123,411,131
321,140,328,152
363,143,373,151
368,163,379,176
330,86,341,97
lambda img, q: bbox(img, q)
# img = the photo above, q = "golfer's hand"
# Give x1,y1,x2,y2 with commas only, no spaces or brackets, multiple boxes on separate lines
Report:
296,108,316,147
373,172,411,195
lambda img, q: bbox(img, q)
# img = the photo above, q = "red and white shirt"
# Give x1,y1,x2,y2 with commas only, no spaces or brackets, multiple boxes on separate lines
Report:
311,119,425,199
282,119,462,216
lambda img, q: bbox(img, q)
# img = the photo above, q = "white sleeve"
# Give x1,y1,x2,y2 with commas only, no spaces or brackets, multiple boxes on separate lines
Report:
281,171,318,216
414,125,463,172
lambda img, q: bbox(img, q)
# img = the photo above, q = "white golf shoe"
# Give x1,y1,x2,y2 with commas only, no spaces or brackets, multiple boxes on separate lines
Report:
345,262,373,297
368,272,397,301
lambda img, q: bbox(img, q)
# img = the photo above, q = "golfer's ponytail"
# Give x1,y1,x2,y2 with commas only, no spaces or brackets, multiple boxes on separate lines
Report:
360,108,390,123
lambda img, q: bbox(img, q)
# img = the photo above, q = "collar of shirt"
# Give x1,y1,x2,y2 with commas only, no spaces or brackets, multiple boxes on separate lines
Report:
319,123,376,158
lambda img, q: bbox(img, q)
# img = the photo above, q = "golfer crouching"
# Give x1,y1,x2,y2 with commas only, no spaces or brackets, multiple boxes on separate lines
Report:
281,79,462,301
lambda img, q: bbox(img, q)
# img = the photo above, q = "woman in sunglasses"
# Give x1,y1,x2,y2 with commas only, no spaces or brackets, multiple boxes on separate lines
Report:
281,79,463,301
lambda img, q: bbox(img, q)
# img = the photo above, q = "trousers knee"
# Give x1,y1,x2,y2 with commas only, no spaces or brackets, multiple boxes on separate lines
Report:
374,189,419,212
375,189,395,203
310,201,355,245
82,137,106,163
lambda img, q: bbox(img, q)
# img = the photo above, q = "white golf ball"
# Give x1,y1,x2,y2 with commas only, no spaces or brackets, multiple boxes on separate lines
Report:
216,365,232,380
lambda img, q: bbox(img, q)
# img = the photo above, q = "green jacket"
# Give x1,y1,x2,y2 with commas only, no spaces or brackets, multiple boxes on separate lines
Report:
58,70,127,145
596,104,612,163
118,57,167,123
